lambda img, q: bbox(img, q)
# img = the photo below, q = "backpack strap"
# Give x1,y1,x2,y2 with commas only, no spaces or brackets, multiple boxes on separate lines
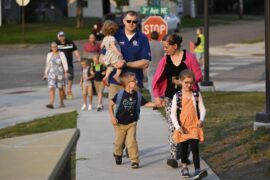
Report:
136,91,142,120
115,90,124,115
193,91,200,119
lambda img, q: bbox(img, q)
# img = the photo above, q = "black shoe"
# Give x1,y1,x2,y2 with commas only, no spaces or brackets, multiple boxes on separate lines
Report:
181,167,190,178
193,169,208,180
46,104,54,109
113,153,122,165
131,162,139,169
166,158,178,168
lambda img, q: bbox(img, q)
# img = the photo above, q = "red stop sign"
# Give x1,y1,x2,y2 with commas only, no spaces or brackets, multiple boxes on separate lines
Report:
142,16,168,41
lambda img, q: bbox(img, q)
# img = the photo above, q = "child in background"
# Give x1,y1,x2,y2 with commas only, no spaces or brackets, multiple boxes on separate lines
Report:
100,20,125,85
170,70,208,180
108,72,157,169
80,58,94,111
92,54,106,111
194,27,205,69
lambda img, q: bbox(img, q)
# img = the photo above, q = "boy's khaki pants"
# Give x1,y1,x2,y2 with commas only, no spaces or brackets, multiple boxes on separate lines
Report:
114,122,139,163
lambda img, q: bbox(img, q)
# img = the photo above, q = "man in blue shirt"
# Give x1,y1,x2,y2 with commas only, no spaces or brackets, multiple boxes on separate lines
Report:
108,10,151,100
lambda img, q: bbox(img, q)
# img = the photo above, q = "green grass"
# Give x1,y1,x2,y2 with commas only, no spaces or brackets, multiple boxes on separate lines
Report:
181,14,260,28
0,17,98,44
0,110,77,139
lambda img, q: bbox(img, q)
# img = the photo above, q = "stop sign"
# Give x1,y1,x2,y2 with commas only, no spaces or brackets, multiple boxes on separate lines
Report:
142,16,168,41
16,0,30,6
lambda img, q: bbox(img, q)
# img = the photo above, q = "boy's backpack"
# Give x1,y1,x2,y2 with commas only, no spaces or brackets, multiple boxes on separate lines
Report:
115,90,142,121
175,90,200,125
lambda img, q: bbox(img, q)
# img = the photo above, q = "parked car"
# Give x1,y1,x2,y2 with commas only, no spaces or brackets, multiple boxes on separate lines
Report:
163,14,181,32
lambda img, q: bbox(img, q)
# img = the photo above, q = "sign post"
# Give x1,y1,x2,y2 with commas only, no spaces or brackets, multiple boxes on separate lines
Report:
142,16,168,41
16,0,30,43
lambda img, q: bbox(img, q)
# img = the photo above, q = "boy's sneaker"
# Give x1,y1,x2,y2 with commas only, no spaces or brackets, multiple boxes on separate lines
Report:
167,158,178,168
181,167,190,178
81,104,86,110
193,169,208,180
88,105,92,111
131,162,139,169
113,153,122,165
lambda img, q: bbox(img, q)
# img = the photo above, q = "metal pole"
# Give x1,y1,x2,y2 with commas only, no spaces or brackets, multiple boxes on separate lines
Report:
22,0,25,43
255,0,270,127
0,0,2,27
200,0,213,86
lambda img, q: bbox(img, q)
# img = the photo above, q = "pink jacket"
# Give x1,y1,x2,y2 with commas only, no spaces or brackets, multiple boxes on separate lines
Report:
152,51,203,98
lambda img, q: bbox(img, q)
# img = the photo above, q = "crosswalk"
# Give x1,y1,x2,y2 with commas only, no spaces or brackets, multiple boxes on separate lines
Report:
208,56,264,78
201,56,265,92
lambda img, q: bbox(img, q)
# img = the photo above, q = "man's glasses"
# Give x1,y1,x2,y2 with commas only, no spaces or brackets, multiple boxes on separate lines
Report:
126,20,137,24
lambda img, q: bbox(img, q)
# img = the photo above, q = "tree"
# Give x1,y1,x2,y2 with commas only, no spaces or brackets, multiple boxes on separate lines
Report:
76,0,83,28
239,0,244,19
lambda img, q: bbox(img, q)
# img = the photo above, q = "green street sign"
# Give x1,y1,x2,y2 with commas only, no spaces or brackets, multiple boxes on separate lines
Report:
140,6,169,15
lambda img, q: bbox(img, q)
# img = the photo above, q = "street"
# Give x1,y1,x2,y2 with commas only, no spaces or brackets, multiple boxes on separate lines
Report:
0,19,265,90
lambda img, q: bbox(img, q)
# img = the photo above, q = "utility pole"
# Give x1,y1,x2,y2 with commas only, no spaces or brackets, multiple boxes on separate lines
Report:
200,0,214,88
254,0,270,130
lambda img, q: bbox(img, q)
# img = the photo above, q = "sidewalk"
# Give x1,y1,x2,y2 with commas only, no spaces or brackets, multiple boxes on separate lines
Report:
0,86,219,180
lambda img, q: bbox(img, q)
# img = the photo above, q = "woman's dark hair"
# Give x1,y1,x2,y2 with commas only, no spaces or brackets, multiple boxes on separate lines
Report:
162,34,183,50
151,31,159,40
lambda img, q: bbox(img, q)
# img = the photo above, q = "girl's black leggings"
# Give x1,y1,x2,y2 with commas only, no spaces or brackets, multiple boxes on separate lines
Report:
180,139,200,170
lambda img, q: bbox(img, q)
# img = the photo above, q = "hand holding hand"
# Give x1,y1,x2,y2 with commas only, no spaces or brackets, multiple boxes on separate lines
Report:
198,121,204,128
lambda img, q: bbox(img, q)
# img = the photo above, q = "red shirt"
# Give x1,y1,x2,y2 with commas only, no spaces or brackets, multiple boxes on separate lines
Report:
83,42,101,53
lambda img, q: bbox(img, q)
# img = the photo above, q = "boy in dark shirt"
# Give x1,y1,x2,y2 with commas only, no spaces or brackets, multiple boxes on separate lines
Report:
108,72,157,169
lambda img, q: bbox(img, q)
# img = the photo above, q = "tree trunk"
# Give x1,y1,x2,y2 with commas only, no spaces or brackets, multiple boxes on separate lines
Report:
76,0,83,28
239,0,244,19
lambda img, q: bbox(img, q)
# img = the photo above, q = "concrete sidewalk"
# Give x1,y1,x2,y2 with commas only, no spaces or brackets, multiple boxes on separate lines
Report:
0,86,219,180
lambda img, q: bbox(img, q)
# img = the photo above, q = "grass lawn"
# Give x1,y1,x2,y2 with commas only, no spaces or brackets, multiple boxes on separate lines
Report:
0,14,262,44
0,111,78,180
0,17,98,44
158,92,270,180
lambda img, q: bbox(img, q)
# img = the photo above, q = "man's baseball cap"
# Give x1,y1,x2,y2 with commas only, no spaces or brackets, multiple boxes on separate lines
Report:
57,31,65,37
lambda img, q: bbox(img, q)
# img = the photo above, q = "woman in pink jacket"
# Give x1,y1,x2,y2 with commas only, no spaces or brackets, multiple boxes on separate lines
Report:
152,34,203,168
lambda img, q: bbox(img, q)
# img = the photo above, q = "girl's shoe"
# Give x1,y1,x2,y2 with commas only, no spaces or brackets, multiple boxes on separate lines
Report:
88,105,92,111
181,167,190,178
193,169,208,180
81,104,86,110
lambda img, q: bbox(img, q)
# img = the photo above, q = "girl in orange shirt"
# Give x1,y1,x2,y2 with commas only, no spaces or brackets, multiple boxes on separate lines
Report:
170,70,208,179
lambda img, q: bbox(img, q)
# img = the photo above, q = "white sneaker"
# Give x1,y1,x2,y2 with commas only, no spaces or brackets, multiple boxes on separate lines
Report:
81,104,86,110
88,105,92,111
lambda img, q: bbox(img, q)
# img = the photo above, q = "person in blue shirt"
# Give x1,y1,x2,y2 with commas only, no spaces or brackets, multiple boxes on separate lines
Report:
107,10,151,100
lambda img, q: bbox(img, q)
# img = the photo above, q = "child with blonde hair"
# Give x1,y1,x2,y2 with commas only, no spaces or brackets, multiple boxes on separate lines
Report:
80,58,94,110
100,20,125,85
170,70,208,179
108,72,157,169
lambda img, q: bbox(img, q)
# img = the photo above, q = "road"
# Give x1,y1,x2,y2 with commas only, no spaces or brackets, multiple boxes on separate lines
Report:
0,19,265,90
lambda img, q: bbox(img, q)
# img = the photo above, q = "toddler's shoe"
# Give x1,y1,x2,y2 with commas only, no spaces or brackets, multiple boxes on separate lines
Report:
167,158,178,168
181,167,190,178
113,153,122,165
131,162,139,169
88,105,92,111
81,104,86,110
97,104,103,111
193,169,208,180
